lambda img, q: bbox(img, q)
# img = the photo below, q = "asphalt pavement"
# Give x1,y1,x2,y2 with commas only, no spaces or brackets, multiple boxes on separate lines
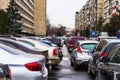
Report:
48,45,94,80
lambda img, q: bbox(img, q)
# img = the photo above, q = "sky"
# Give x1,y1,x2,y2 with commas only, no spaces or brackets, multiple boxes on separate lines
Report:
47,0,88,29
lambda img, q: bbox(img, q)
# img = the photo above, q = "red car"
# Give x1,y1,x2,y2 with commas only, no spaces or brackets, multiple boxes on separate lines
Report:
67,36,86,52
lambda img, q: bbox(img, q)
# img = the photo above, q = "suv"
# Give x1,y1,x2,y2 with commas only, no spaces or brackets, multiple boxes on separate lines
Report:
88,39,120,75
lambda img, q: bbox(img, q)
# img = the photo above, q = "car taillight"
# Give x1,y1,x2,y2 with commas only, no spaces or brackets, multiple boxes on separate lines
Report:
53,49,58,56
8,68,12,78
77,46,82,53
101,52,107,57
69,45,74,48
25,62,42,71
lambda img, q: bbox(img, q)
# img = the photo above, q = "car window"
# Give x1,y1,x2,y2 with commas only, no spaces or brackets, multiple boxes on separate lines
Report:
81,43,97,52
96,40,107,51
73,42,79,49
107,47,120,63
103,43,120,55
18,40,35,47
17,41,35,49
0,41,18,49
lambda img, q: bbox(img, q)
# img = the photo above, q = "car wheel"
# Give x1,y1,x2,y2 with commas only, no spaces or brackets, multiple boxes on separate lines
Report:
88,64,92,75
95,76,98,80
73,62,78,70
0,77,10,80
70,60,73,66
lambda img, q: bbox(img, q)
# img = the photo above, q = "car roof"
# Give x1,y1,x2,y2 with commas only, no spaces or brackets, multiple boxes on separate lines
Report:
70,36,85,38
77,40,98,44
100,39,120,43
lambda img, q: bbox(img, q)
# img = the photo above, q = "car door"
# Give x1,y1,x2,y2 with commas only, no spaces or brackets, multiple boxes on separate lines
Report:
97,47,120,80
93,40,107,65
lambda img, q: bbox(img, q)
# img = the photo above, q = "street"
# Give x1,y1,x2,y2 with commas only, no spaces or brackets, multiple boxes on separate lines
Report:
48,45,94,80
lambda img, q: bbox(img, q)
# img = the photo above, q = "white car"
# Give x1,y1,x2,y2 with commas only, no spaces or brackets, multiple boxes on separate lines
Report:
97,36,117,41
15,38,61,66
0,43,48,80
70,40,98,70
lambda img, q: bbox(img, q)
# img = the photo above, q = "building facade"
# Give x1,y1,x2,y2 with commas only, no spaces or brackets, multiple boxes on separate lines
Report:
0,0,10,10
34,0,46,36
0,0,46,36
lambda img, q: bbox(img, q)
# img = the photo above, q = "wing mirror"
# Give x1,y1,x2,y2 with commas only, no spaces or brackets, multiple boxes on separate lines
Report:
99,57,105,62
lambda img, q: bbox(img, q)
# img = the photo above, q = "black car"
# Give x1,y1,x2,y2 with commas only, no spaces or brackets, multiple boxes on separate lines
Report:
0,63,11,80
88,39,120,75
95,43,120,80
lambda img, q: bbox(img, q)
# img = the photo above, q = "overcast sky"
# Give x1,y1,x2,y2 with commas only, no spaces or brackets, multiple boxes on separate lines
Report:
47,0,88,29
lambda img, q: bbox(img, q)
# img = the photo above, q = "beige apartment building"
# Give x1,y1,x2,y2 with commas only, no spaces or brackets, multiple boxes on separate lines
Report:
0,0,10,10
103,0,112,25
0,0,46,36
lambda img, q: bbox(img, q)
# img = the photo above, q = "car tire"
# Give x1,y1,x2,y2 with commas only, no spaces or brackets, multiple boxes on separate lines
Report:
0,77,10,80
95,76,98,80
70,61,73,66
73,62,78,71
88,64,92,75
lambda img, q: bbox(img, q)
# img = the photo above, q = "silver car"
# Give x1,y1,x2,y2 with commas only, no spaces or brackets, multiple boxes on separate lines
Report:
70,40,98,70
0,43,48,80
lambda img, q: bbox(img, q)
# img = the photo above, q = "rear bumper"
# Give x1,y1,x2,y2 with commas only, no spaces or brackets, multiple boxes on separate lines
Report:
75,59,89,66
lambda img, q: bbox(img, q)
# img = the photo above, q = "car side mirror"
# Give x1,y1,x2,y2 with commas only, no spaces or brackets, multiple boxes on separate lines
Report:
99,57,105,62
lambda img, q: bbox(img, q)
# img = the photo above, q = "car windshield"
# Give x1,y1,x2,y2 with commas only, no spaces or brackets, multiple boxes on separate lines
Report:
81,43,97,52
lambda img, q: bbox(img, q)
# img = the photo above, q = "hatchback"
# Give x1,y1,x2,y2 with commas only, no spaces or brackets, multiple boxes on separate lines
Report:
70,40,98,70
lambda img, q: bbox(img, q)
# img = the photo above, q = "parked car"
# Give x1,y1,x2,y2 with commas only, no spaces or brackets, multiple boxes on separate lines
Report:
0,43,48,80
39,40,63,61
70,40,98,70
67,36,86,52
0,63,11,80
88,39,120,76
95,43,120,80
15,38,61,66
42,37,63,47
0,38,51,71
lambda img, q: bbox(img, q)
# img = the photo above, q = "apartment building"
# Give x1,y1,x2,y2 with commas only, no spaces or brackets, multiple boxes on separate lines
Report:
34,0,46,36
103,0,112,25
0,0,46,36
97,0,103,20
75,0,98,32
0,0,10,10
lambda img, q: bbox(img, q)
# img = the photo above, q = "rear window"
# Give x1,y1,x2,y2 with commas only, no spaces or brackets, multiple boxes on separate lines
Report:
81,43,97,52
